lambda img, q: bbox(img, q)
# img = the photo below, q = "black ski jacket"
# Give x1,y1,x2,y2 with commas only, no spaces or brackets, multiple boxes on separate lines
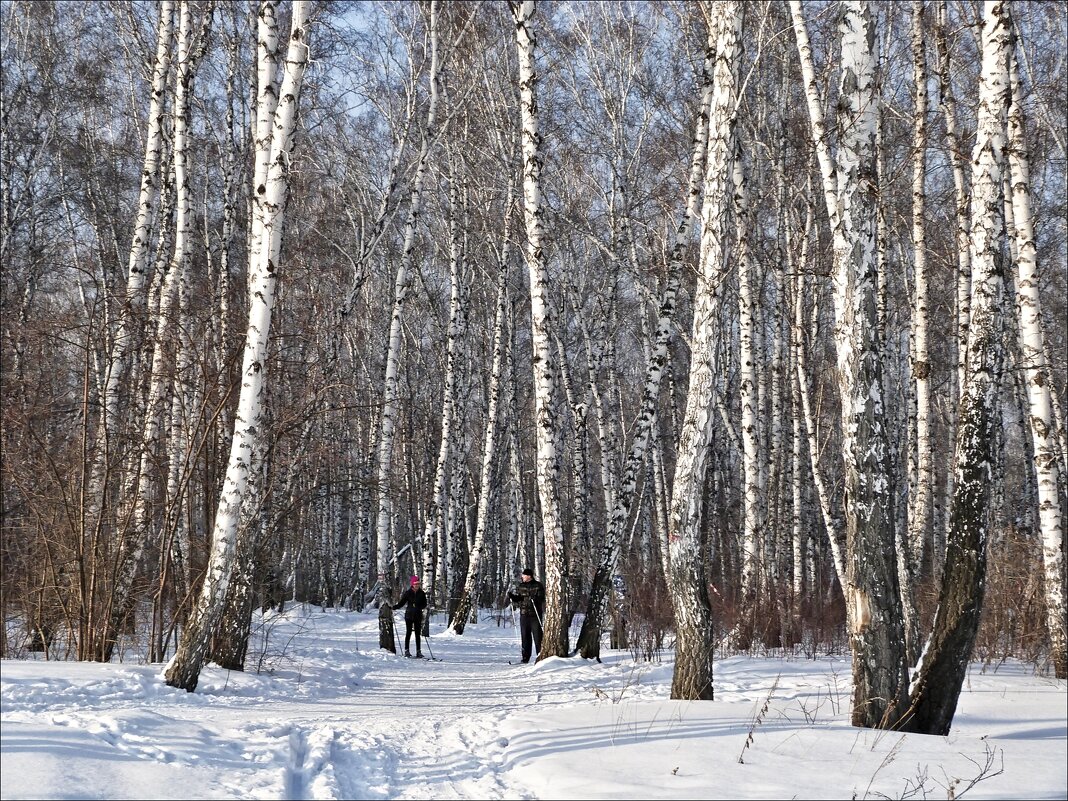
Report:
394,588,428,623
509,580,545,619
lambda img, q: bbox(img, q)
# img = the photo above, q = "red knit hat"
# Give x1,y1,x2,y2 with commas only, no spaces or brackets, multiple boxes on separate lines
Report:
410,575,420,586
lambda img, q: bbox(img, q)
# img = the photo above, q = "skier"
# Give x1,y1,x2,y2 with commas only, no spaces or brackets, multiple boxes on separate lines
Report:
394,575,428,658
508,568,545,663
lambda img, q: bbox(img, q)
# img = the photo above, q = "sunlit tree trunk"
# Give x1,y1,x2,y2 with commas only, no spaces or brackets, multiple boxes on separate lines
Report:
733,145,761,622
1006,38,1066,679
906,0,1011,734
450,259,509,634
165,0,310,691
86,1,174,535
104,1,205,662
422,158,463,615
791,0,909,729
901,0,929,666
373,1,439,638
936,0,973,580
667,0,740,701
575,35,714,659
790,183,847,589
511,0,568,659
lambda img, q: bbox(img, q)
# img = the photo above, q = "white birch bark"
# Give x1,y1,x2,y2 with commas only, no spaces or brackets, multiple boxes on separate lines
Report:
422,160,464,611
667,0,740,701
791,0,909,729
449,263,509,635
373,0,439,619
1006,42,1066,678
936,0,973,577
899,0,928,666
733,150,760,611
248,0,280,288
97,0,174,461
165,0,310,691
104,1,198,662
907,0,1012,732
790,187,847,587
511,0,568,659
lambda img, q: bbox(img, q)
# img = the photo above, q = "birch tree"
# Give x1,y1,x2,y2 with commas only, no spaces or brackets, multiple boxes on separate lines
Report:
906,0,1012,733
935,0,974,578
86,1,174,532
103,0,210,662
666,0,741,701
422,154,464,618
903,0,929,666
575,24,715,660
372,1,439,644
791,0,910,728
165,0,311,692
1005,30,1066,679
450,263,509,635
510,0,568,659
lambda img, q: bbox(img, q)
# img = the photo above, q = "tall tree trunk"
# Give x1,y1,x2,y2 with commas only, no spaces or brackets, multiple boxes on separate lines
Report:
511,0,568,659
576,33,713,659
165,0,310,691
733,144,761,632
422,154,463,616
1006,37,1066,679
936,0,973,582
901,0,929,666
791,0,910,729
372,0,439,640
667,0,741,701
906,0,1011,734
104,0,208,662
86,1,174,540
450,260,509,634
790,180,847,589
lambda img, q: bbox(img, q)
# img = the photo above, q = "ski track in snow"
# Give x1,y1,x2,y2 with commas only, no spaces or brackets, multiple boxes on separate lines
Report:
1,610,626,800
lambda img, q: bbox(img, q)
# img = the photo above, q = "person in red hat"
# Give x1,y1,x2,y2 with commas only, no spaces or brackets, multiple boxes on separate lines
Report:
394,575,428,657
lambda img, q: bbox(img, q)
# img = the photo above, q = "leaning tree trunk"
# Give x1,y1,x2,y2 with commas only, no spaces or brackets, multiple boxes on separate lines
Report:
165,0,310,692
450,259,509,634
372,2,439,644
1005,37,1066,679
511,0,568,659
666,0,741,701
103,0,208,663
791,0,910,729
905,0,1012,734
422,155,463,619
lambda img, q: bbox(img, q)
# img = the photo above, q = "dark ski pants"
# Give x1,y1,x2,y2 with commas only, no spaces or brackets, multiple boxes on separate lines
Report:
404,617,422,655
519,613,542,663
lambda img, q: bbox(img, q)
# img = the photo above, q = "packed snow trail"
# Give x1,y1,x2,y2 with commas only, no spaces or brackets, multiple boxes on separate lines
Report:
4,606,1066,800
2,608,647,800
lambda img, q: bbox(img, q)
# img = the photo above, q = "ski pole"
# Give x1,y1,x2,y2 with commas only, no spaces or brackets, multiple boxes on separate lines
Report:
510,602,521,653
532,600,545,659
422,616,435,660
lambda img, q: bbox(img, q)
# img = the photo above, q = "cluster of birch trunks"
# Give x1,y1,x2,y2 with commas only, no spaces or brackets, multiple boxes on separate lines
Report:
1,0,1064,733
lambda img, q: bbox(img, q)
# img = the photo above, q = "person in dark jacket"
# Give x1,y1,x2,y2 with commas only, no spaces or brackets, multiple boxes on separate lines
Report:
394,575,428,657
508,568,545,663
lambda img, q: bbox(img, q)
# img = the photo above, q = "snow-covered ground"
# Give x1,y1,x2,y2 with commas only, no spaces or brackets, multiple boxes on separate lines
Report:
2,606,1065,800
